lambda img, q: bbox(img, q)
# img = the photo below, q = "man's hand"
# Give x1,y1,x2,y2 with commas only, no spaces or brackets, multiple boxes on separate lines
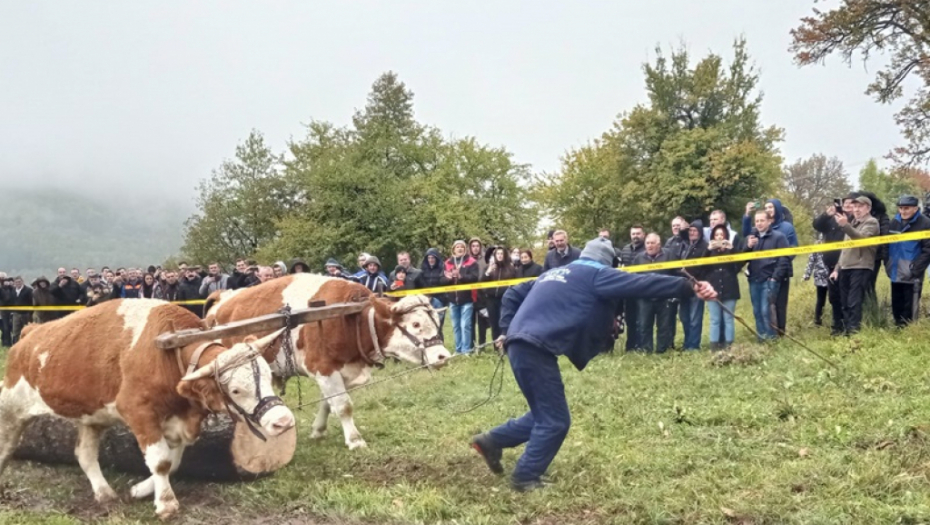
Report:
494,335,506,350
829,269,838,281
746,235,758,248
692,281,718,301
745,201,756,216
835,213,848,227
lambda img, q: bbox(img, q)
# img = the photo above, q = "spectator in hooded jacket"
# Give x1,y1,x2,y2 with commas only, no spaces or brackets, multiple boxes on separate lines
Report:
745,211,791,340
442,240,480,354
481,246,518,340
420,248,447,327
324,258,352,280
32,276,58,324
518,250,543,278
704,224,744,350
51,274,83,313
743,198,797,334
886,195,930,326
272,261,287,278
358,256,389,294
543,230,581,271
679,220,708,350
289,258,310,274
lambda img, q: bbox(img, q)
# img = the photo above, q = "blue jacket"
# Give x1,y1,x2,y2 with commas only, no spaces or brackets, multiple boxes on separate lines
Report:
742,198,798,247
745,228,791,283
886,211,930,282
499,258,694,371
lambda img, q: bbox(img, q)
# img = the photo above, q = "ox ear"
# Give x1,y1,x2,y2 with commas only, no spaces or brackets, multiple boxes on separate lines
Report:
200,316,218,331
181,360,218,382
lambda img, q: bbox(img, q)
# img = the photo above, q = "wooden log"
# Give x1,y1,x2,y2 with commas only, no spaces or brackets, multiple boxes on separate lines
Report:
155,301,366,349
13,414,296,481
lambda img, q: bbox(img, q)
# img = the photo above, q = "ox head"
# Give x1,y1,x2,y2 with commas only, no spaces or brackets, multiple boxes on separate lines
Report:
381,295,451,369
177,330,295,439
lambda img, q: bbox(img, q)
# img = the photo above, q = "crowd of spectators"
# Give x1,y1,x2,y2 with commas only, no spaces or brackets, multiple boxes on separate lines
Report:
3,190,928,353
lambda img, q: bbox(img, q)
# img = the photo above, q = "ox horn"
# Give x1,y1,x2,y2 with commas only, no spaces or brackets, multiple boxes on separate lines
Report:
181,359,218,381
252,328,287,351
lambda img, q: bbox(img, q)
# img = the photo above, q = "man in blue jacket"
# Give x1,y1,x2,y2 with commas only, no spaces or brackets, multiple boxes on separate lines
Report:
470,237,717,492
743,198,797,334
745,210,791,339
885,195,930,326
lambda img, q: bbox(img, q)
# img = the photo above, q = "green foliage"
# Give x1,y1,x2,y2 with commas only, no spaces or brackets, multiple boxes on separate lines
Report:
537,38,783,236
0,188,184,279
857,159,920,207
256,72,538,269
181,130,296,265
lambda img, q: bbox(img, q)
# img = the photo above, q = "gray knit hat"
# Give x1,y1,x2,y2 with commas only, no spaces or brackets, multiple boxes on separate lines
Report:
580,237,615,266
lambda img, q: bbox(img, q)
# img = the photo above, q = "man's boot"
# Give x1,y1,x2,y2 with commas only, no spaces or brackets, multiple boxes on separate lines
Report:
470,434,503,475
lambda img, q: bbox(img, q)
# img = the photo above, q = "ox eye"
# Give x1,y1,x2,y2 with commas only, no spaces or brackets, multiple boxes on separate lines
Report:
413,322,421,329
230,388,241,395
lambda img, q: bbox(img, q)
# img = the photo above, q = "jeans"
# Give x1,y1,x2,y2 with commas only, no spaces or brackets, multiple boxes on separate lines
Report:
679,297,704,350
707,299,737,346
429,297,447,331
637,299,676,353
449,302,474,353
486,340,570,484
749,281,779,340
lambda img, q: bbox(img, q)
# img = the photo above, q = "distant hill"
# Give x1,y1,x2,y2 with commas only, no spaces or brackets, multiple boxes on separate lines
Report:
0,188,190,279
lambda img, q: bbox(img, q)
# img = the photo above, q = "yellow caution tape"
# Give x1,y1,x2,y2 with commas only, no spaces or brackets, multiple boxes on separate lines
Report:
386,229,930,297
0,299,207,312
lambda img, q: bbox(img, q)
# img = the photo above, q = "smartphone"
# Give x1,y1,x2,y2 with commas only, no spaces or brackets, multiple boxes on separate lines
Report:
834,198,842,213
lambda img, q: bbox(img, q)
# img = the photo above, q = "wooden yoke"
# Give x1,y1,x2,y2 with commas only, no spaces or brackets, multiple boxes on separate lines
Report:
155,301,366,350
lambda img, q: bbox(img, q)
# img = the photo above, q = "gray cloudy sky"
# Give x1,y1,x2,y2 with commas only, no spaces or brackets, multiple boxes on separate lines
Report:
0,1,900,207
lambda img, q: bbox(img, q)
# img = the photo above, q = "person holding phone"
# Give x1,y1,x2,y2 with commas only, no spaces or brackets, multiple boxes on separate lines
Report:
813,196,855,335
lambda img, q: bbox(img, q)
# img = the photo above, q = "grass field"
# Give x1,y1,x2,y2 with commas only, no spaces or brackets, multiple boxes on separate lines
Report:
3,276,930,524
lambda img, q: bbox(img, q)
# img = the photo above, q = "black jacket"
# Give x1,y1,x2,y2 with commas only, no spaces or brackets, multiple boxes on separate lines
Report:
543,246,581,271
703,244,744,301
519,262,544,278
812,212,847,270
11,285,33,314
420,248,446,303
480,258,518,299
51,277,83,306
745,229,791,282
619,241,645,267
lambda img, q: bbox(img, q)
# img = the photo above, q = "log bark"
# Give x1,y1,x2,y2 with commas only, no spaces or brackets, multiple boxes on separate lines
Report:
13,414,296,481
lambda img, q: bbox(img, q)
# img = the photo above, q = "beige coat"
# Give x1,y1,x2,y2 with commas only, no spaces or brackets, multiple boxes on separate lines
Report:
837,215,880,270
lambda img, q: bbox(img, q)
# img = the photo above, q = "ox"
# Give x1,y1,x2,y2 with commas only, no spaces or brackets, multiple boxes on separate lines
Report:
0,299,295,519
204,273,451,450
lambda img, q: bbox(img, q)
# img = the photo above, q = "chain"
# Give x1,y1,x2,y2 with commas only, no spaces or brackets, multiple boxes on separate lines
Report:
277,304,304,408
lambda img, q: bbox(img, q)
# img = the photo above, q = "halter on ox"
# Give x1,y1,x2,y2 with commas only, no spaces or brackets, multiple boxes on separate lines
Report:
354,295,445,369
176,333,287,441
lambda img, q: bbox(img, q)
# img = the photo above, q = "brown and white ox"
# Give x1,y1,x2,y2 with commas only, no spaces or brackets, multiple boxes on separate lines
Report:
0,299,295,519
204,273,451,450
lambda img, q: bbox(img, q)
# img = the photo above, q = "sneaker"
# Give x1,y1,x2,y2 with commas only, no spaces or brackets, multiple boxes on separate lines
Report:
510,477,550,493
470,434,503,475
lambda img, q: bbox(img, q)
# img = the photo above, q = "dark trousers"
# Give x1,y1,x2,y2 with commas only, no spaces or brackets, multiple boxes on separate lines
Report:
827,271,844,334
814,286,828,325
891,281,922,327
637,299,676,353
0,312,10,347
472,303,489,347
840,269,872,334
623,299,641,350
486,341,570,484
774,279,790,335
486,296,504,339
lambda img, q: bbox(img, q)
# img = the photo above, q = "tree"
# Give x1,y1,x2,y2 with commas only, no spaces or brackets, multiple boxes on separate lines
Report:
536,39,783,236
782,154,852,214
182,131,295,265
857,158,921,206
790,1,930,165
256,72,538,269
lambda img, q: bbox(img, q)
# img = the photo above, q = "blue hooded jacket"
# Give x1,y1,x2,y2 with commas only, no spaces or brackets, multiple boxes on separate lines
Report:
499,258,694,371
742,198,798,247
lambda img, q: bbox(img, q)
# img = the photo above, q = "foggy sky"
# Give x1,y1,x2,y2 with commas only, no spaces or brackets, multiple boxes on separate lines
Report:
0,1,902,207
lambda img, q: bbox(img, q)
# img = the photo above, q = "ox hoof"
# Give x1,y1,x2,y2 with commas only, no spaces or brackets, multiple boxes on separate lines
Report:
94,486,119,504
347,438,367,450
309,429,327,440
156,498,180,520
130,478,154,500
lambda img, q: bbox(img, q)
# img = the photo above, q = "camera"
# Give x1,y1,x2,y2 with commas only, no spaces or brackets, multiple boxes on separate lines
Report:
834,198,843,213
